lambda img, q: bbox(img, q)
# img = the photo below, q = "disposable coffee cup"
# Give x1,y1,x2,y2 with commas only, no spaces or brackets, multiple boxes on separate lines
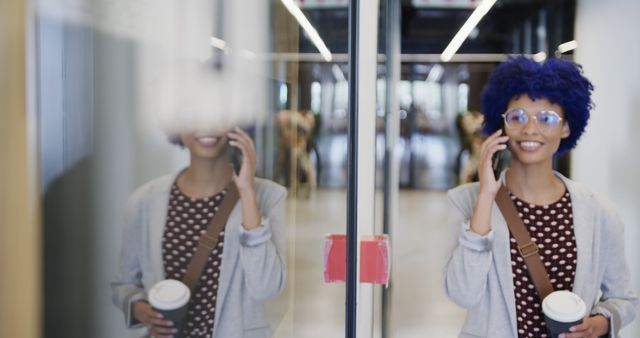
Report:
542,290,586,338
148,279,191,334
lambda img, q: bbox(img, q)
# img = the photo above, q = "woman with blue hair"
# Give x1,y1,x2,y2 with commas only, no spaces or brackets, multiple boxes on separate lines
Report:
443,56,637,338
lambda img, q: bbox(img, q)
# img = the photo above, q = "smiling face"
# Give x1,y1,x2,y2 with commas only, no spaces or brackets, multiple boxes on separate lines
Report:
504,95,570,166
180,128,231,160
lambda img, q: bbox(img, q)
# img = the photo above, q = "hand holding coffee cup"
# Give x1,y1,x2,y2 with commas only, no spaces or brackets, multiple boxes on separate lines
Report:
542,290,586,338
133,301,178,338
144,279,191,338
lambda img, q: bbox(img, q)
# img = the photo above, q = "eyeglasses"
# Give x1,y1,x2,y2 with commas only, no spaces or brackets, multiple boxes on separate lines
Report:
502,108,564,133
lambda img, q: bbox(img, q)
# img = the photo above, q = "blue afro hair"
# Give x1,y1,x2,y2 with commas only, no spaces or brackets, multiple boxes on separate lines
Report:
480,56,594,155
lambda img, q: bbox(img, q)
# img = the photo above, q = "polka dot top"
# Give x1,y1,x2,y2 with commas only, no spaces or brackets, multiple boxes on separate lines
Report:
509,190,577,338
162,184,228,338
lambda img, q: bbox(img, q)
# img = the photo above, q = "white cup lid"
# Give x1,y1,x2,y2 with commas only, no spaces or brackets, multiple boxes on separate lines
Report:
149,279,191,310
542,290,586,323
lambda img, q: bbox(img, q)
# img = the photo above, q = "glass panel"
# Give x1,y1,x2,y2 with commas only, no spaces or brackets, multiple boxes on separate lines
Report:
30,1,640,338
36,0,349,337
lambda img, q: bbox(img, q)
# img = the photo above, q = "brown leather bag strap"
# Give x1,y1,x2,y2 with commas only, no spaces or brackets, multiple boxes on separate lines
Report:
182,182,240,292
495,185,554,300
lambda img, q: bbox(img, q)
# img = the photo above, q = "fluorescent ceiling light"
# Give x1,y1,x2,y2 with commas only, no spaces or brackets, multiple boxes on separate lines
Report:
426,64,444,82
557,40,578,54
440,0,497,62
533,51,547,62
210,37,228,51
281,0,332,62
332,64,346,81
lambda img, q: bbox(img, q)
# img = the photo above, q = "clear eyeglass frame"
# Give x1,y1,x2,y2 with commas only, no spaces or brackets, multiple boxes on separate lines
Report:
501,108,564,133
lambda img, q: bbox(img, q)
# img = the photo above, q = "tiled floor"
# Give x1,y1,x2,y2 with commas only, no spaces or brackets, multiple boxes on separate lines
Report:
269,189,465,338
386,190,465,338
268,189,347,338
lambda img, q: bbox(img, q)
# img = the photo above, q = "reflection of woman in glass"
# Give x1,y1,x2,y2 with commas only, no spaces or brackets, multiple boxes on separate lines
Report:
112,127,287,338
443,57,637,338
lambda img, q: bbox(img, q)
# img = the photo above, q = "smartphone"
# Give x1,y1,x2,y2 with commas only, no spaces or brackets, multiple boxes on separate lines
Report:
227,142,243,175
492,149,505,180
226,126,255,175
492,140,511,180
491,127,510,180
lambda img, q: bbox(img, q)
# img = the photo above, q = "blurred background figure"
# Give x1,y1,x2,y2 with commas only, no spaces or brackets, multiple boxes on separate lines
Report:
458,130,485,184
455,110,484,183
276,109,317,197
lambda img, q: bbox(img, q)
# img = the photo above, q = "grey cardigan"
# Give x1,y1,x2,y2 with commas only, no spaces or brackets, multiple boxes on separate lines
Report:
111,172,287,338
443,171,638,338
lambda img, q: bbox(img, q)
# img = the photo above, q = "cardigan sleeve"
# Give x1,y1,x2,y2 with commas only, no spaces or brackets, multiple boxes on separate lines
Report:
442,188,495,309
238,183,288,303
110,189,147,329
590,204,638,337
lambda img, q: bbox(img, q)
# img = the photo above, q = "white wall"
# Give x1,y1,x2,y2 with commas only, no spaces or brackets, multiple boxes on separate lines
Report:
573,0,640,336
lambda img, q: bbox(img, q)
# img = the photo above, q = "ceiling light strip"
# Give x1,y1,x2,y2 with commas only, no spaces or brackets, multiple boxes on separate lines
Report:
281,0,333,62
440,0,497,62
557,40,578,54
